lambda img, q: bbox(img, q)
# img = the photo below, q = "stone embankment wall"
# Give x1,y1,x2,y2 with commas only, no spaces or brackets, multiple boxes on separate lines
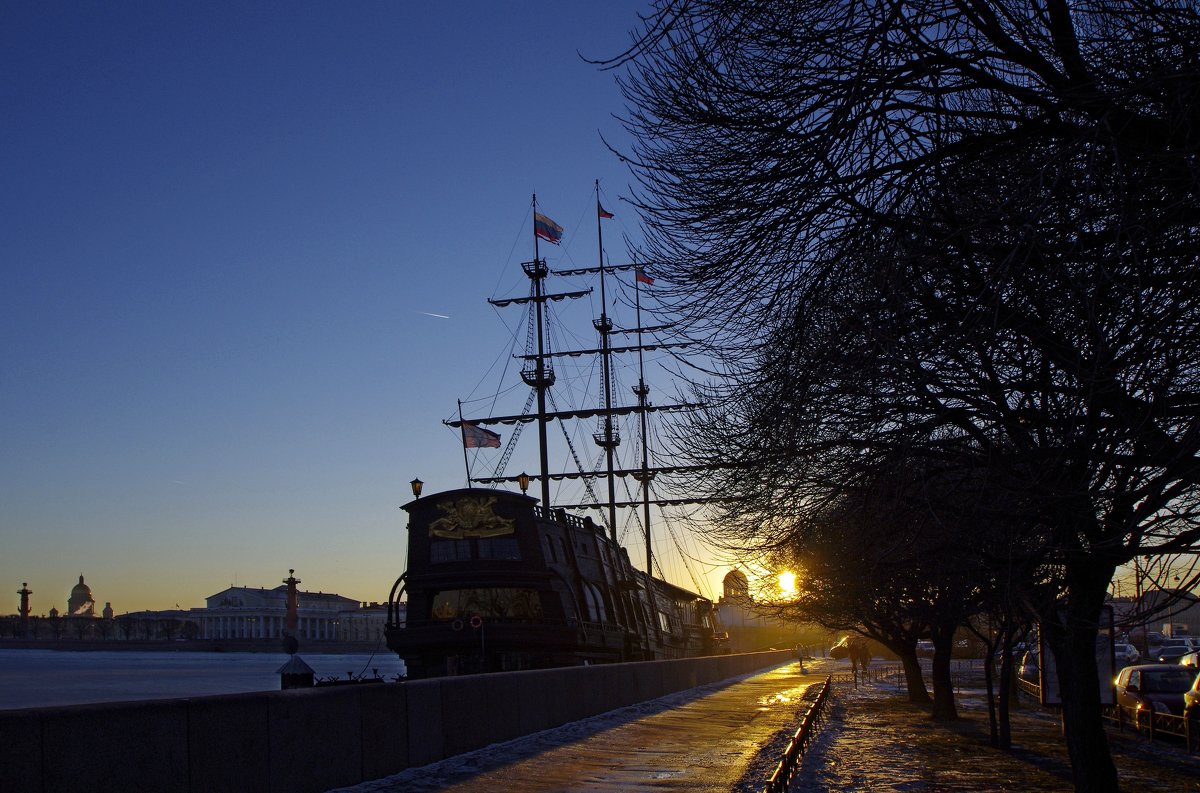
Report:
1,649,793,793
0,638,376,653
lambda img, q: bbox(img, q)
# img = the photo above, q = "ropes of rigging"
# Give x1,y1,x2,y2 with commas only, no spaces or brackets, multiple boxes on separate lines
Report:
490,388,536,484
547,388,605,524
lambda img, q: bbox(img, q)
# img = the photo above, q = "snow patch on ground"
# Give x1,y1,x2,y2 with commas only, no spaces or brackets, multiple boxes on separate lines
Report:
790,674,1200,792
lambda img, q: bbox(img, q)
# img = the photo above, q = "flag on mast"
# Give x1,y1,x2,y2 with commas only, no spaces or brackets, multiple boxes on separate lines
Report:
598,204,614,219
533,212,564,245
461,422,502,448
635,266,655,285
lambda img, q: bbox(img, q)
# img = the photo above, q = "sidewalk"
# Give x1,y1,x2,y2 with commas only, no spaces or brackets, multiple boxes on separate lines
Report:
331,658,834,793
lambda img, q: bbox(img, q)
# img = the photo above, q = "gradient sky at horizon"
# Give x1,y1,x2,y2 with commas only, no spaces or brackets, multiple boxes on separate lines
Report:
2,2,743,616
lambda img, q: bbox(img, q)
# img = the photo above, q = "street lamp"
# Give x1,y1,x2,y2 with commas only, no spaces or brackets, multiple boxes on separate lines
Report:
410,478,424,498
517,472,531,495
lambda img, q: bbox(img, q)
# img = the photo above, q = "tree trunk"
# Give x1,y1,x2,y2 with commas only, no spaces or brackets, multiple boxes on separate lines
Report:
983,643,998,745
930,628,958,720
997,644,1012,749
900,651,932,704
1041,562,1119,793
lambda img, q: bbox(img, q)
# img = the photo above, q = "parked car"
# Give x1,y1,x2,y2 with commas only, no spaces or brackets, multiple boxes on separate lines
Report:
1018,650,1039,682
1179,651,1199,668
1185,671,1200,724
1113,642,1140,668
1115,664,1197,718
1156,637,1199,663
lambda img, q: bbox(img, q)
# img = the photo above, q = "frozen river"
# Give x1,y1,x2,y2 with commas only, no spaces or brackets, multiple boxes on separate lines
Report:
0,648,406,710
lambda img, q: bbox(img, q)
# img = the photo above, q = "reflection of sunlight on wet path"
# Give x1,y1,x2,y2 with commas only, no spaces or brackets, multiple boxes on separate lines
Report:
757,684,807,709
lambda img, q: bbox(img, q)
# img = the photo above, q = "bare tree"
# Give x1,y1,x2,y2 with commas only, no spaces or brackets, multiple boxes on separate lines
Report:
767,503,936,705
608,3,1200,790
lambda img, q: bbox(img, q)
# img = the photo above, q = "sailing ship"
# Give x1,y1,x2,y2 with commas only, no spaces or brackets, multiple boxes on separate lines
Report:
383,185,728,678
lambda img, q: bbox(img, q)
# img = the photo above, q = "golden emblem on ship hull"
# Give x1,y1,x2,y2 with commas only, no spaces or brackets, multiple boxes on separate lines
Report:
428,496,515,538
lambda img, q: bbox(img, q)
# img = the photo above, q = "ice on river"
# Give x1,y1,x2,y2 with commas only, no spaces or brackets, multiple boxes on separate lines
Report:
0,648,405,710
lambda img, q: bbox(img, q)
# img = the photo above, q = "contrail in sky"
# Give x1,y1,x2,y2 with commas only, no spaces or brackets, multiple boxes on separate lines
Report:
421,311,450,319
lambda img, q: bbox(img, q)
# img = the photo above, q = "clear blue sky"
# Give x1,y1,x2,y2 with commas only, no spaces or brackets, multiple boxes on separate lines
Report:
2,2,738,615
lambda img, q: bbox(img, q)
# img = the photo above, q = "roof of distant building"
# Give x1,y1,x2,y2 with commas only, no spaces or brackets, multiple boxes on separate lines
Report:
204,585,360,610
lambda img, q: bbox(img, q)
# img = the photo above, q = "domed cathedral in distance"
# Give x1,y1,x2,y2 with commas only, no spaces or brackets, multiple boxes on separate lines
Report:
67,574,96,617
715,568,824,653
722,569,751,603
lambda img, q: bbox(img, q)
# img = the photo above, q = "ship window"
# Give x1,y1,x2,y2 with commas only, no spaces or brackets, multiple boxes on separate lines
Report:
478,538,520,560
582,583,608,623
659,612,672,632
430,588,544,620
430,540,472,563
544,534,558,563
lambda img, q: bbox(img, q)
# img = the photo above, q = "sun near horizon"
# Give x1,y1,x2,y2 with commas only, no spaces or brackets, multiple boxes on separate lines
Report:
778,571,797,595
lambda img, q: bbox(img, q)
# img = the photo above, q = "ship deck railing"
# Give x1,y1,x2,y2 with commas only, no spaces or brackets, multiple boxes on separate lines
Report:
389,616,627,634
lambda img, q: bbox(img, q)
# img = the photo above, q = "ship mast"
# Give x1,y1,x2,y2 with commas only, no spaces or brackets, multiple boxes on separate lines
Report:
449,194,728,536
528,194,553,508
632,267,655,577
594,180,619,540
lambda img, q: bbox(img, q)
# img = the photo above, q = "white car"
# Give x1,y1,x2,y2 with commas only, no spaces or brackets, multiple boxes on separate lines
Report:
1113,642,1141,667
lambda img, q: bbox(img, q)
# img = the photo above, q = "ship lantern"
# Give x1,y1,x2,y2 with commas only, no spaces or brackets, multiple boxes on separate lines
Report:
410,478,424,498
517,472,531,495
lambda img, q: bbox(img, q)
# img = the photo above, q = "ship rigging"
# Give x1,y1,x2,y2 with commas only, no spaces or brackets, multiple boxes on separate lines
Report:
382,185,732,678
446,183,718,583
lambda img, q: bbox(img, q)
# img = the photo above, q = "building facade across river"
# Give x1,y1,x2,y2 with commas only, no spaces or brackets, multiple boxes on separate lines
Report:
200,585,361,641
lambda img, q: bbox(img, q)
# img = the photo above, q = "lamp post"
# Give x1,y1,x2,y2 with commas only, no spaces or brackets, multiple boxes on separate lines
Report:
410,478,424,498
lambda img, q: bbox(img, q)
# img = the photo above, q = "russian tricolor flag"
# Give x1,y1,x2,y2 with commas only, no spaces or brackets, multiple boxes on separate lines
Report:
534,212,564,245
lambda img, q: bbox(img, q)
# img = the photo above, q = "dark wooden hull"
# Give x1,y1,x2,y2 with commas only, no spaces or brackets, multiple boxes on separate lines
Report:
385,488,725,678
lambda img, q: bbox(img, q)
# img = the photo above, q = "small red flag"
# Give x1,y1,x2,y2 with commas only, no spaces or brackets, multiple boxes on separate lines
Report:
598,204,614,219
635,267,654,285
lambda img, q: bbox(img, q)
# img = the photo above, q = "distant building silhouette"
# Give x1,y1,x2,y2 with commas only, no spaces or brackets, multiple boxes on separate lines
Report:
1,573,394,644
714,568,800,653
67,574,97,617
200,584,359,641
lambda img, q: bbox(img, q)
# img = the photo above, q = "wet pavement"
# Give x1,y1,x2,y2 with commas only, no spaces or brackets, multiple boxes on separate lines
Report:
332,658,1200,792
332,658,832,793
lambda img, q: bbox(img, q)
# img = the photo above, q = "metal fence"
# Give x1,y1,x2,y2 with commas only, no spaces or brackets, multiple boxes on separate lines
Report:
1107,702,1199,752
829,663,903,687
1016,674,1198,754
763,675,833,793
